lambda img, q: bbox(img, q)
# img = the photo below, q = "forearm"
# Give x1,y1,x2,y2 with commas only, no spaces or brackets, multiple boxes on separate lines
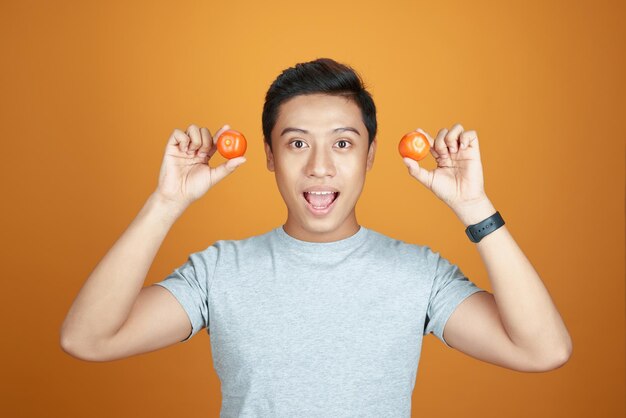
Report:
61,192,187,349
454,198,572,362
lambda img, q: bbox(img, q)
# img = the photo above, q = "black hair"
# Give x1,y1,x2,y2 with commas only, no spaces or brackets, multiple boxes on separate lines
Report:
262,57,377,151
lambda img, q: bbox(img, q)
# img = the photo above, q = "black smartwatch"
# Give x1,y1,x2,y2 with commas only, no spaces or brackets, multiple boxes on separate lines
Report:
465,211,505,243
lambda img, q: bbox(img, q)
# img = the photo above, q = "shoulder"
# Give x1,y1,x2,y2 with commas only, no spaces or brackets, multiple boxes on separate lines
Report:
191,227,277,259
364,227,429,252
362,227,435,261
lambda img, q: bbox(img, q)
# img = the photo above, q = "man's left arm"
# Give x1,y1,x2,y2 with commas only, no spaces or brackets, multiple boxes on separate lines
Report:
447,197,572,371
403,123,572,372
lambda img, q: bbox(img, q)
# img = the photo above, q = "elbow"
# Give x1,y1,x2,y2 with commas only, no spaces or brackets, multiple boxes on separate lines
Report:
60,324,79,357
557,336,574,367
59,333,88,361
544,347,572,371
552,333,574,369
59,330,108,363
534,339,573,372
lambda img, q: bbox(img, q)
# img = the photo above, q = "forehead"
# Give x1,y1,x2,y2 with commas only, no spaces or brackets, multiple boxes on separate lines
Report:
274,94,364,132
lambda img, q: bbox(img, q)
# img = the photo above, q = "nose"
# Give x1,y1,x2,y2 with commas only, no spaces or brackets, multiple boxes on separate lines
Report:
306,146,336,178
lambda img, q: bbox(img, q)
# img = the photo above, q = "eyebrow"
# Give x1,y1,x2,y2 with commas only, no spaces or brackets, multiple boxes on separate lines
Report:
279,127,361,137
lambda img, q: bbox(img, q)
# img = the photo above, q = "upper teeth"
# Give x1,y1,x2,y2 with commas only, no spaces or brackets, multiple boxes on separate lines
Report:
306,191,335,195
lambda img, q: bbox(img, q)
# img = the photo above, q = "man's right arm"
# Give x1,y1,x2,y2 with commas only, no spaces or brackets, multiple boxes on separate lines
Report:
59,123,246,361
59,192,190,361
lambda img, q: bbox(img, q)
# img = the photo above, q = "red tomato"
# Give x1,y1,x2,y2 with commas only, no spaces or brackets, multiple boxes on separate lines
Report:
398,131,430,161
216,129,247,159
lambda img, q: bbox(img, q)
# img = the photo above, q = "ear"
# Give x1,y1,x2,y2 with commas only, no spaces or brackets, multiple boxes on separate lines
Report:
366,138,377,171
264,141,275,172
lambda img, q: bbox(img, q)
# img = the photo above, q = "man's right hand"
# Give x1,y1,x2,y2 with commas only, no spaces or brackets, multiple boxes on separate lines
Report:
154,123,246,208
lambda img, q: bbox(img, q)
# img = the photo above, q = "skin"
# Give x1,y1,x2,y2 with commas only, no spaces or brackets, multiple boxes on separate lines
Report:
264,93,376,243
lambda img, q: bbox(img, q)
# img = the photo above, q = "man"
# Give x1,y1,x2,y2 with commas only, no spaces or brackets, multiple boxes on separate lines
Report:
60,58,572,417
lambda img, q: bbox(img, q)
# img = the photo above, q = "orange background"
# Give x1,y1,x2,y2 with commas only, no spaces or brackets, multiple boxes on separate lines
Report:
1,0,624,417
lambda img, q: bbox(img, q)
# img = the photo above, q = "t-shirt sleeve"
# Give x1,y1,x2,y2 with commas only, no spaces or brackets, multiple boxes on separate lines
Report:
153,246,218,342
422,246,486,348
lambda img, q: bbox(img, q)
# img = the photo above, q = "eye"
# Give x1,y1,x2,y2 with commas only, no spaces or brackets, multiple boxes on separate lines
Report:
335,139,351,149
289,139,308,149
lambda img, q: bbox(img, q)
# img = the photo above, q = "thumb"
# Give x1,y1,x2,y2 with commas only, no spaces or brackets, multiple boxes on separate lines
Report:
210,156,247,186
403,157,432,188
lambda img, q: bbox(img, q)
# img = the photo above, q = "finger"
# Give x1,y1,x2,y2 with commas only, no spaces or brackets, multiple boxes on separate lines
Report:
403,157,432,189
445,123,464,153
434,128,449,158
212,124,231,148
210,156,247,185
207,124,232,159
415,128,434,147
459,129,478,150
415,128,439,159
171,129,191,152
186,124,202,154
199,127,212,156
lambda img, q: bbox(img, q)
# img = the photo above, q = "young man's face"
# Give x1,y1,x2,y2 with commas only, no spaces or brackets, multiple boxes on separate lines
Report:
264,93,377,242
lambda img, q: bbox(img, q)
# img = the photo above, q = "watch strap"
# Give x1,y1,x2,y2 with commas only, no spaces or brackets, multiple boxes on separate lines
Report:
465,211,505,243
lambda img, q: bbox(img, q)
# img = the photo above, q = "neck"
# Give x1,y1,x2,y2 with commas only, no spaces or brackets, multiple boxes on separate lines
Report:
283,213,360,243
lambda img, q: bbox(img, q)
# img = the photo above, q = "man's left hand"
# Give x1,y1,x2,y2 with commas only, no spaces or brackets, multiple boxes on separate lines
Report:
403,123,489,214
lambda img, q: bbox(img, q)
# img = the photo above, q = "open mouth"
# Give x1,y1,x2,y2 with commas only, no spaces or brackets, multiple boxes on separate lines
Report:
303,191,339,214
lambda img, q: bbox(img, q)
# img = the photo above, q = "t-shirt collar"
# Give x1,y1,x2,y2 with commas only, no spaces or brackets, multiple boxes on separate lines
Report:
273,224,369,253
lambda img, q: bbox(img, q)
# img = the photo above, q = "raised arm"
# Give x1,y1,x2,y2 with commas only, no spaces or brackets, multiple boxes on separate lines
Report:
60,124,246,361
403,123,572,371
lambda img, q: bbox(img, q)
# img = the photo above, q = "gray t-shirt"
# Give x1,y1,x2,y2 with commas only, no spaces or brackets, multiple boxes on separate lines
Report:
154,225,485,417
